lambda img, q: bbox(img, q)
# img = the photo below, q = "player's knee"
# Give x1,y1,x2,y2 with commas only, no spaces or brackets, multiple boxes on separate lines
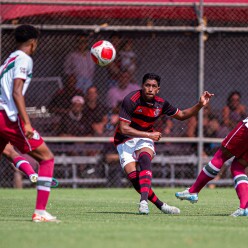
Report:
3,146,19,160
231,158,247,176
45,149,54,160
237,158,248,167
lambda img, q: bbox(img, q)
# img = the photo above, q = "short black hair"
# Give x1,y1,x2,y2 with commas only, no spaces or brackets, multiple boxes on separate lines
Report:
15,24,39,43
142,73,161,86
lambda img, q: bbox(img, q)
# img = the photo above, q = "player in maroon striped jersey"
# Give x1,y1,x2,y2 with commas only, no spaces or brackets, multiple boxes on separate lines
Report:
0,25,59,222
176,117,248,217
114,72,214,214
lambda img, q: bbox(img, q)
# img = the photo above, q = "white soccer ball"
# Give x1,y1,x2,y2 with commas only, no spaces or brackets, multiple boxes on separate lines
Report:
90,40,116,67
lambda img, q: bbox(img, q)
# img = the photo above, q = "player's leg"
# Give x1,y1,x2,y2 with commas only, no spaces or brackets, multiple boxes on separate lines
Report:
230,157,248,217
175,147,232,203
126,166,179,214
117,141,150,214
117,140,179,214
135,147,180,214
125,162,151,214
118,147,150,214
1,111,58,221
136,148,153,204
126,168,162,208
28,142,59,222
3,143,38,183
125,160,149,214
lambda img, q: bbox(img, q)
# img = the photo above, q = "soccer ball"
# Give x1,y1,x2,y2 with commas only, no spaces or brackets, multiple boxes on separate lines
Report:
90,40,116,67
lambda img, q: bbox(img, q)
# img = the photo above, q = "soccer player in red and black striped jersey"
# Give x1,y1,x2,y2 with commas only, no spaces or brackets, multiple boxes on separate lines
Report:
114,73,214,214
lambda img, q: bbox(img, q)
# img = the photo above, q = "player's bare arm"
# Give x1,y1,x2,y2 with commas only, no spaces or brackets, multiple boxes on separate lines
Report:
173,91,214,121
119,120,161,141
13,78,34,139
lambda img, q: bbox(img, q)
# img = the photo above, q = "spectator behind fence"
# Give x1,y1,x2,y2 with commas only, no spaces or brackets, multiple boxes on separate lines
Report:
48,75,84,115
221,91,246,132
154,115,192,155
64,34,96,94
104,102,121,137
154,116,186,137
58,95,86,137
185,104,222,156
107,70,140,109
82,86,108,136
186,104,221,139
106,34,122,88
119,38,137,80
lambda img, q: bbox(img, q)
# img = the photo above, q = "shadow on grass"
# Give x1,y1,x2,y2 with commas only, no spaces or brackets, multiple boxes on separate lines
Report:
86,212,231,217
182,213,230,217
0,218,33,222
85,211,145,215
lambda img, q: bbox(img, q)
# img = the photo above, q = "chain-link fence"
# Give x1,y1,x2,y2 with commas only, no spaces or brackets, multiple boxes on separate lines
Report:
1,1,248,188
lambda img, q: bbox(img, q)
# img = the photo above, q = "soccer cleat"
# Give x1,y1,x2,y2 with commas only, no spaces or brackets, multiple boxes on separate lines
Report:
161,203,180,214
230,208,248,217
29,173,38,183
175,188,198,203
32,210,60,222
138,200,149,214
245,208,248,216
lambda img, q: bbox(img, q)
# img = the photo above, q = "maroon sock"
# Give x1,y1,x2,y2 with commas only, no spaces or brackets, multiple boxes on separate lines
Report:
127,171,163,209
189,148,229,193
13,156,36,177
231,159,248,209
35,159,54,210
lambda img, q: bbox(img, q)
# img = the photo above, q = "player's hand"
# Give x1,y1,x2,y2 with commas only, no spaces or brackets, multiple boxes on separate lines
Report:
24,123,34,139
148,131,162,141
199,91,214,106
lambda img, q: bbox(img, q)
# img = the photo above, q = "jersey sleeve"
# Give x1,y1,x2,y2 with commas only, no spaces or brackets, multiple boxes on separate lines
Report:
119,96,136,123
162,100,179,117
13,55,31,80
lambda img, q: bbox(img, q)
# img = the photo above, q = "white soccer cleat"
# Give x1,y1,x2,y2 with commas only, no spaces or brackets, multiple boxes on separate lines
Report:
32,210,60,223
29,173,38,183
161,203,180,214
139,200,149,214
230,208,248,217
175,188,198,204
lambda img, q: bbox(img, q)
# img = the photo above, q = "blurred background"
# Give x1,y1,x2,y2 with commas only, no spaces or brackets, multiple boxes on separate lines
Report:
0,0,248,188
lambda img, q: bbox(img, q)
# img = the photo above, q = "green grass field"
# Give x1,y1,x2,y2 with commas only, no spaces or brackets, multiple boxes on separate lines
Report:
0,188,247,248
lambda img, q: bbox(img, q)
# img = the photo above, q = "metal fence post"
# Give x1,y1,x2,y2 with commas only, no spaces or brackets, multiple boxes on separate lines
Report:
197,0,205,175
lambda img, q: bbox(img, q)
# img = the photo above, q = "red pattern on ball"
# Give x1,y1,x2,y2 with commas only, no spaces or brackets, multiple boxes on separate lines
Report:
92,40,103,48
101,47,113,60
91,54,99,64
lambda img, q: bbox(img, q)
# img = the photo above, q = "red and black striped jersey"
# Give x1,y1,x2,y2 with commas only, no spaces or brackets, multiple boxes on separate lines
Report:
114,90,179,146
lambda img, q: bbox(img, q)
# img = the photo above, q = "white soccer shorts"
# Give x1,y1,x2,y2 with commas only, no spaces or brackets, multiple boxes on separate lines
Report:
116,138,155,169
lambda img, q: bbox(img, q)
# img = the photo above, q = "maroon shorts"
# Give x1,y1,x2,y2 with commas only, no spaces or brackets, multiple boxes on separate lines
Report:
0,110,44,154
222,121,248,162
